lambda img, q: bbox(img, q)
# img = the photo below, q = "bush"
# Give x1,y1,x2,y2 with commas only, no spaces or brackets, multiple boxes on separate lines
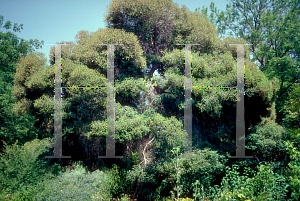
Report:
203,164,289,201
285,140,300,200
246,116,289,163
0,138,55,194
32,161,112,201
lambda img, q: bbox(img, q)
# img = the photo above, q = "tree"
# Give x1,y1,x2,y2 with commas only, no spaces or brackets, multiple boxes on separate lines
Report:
104,0,219,77
195,0,300,124
282,83,300,147
104,0,179,55
0,15,44,83
0,15,44,151
9,1,289,199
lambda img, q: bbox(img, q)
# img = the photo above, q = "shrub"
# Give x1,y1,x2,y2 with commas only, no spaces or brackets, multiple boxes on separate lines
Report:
0,138,54,194
204,164,289,201
285,140,300,200
32,161,112,201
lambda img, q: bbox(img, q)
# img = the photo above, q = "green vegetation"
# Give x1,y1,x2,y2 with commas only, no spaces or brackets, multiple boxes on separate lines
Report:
0,0,299,200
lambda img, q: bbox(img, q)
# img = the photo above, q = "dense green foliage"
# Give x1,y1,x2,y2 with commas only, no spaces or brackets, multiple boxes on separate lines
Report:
0,0,299,200
195,0,300,125
0,15,43,152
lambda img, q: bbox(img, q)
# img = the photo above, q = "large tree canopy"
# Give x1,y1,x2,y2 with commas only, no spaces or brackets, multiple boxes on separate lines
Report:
104,0,220,77
0,15,44,83
0,15,44,151
195,0,300,124
5,0,294,199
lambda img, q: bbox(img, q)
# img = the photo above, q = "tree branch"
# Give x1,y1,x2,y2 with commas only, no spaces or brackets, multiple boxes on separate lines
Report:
139,136,155,168
278,78,297,100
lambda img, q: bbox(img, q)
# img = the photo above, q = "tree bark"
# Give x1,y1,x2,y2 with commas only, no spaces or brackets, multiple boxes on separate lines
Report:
148,62,161,78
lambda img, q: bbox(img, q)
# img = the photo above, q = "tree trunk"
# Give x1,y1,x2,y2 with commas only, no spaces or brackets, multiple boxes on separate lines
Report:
148,62,161,78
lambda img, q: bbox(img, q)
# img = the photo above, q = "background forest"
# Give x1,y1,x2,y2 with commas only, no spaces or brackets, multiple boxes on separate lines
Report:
0,0,299,200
